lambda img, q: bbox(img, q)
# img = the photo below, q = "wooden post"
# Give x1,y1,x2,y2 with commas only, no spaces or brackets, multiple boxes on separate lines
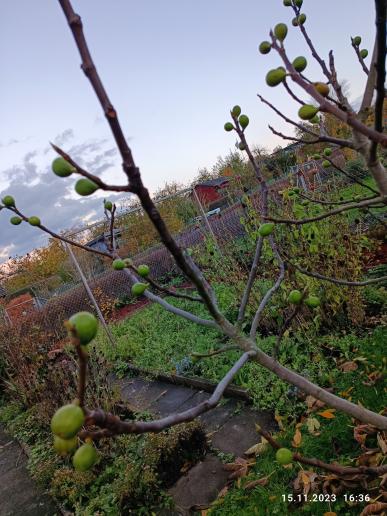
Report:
192,187,222,255
65,242,116,348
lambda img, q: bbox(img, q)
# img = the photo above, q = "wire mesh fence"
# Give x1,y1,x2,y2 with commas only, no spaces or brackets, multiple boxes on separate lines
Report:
0,155,351,342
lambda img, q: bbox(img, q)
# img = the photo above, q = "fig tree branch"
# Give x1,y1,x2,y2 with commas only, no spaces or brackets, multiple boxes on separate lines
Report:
284,255,387,286
370,0,387,162
191,345,239,359
51,143,132,192
283,79,304,105
298,191,379,206
265,195,385,224
272,301,304,360
324,159,380,195
258,95,356,149
81,351,254,437
351,39,370,75
255,425,387,477
250,237,286,340
267,125,351,148
237,235,264,324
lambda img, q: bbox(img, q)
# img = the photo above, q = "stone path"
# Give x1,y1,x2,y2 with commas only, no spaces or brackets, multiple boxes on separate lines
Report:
117,375,277,515
0,427,58,516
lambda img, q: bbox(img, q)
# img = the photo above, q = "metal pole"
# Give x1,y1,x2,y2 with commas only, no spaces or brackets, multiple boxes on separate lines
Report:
192,187,222,255
65,242,116,348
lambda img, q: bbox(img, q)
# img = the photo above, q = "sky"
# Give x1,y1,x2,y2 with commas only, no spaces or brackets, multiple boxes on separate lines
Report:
0,0,375,261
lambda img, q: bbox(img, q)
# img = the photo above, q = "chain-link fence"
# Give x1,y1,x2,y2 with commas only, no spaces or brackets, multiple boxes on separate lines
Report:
0,154,349,341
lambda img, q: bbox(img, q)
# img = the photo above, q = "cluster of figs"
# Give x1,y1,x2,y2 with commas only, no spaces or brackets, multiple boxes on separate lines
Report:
51,311,99,471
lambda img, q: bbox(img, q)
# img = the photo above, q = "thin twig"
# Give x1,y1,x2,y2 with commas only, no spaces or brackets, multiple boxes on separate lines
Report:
80,351,254,438
351,39,370,75
191,345,239,359
264,195,384,225
256,425,387,477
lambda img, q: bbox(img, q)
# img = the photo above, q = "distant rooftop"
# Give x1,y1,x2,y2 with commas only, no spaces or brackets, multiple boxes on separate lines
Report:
195,177,230,188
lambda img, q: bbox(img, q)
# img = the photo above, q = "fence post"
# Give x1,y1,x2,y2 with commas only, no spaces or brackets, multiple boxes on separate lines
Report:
64,242,116,348
192,187,223,255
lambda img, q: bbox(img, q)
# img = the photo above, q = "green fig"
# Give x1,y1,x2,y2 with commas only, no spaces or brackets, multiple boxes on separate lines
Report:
313,154,321,160
112,259,126,270
52,157,75,177
297,13,306,25
259,41,272,54
288,289,303,305
314,82,330,97
276,448,293,465
292,17,299,26
322,160,331,168
72,443,98,471
360,49,368,59
137,264,150,277
292,56,307,72
294,0,303,6
53,435,78,456
258,222,275,237
51,404,85,439
298,104,319,121
274,23,288,42
224,122,234,132
305,295,320,308
123,258,132,267
69,311,98,345
238,142,246,151
231,105,241,117
104,200,113,211
131,282,148,296
310,115,320,124
238,114,249,129
352,36,361,46
75,178,99,196
2,195,15,207
10,216,22,225
283,0,292,5
266,68,286,87
323,148,332,157
28,216,41,226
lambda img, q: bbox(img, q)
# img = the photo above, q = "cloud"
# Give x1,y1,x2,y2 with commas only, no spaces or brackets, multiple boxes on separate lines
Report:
53,128,74,147
0,134,132,262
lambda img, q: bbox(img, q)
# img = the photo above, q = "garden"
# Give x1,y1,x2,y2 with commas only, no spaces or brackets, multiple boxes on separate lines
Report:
0,0,386,515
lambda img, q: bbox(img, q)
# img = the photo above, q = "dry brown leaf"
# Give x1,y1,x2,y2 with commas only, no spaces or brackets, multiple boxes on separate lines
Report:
217,485,229,499
273,415,284,430
323,512,337,516
354,424,377,447
360,502,387,515
377,433,387,454
340,361,358,372
306,395,325,412
357,450,383,467
201,511,208,516
318,409,336,419
244,476,270,490
292,427,302,448
244,438,268,456
306,417,321,435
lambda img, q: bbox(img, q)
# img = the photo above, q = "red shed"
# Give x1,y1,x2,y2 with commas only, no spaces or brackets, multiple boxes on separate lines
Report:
192,177,230,207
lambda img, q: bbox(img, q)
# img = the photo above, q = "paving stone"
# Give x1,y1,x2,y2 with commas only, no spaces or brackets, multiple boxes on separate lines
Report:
148,384,198,417
198,399,238,433
211,408,277,456
119,377,175,411
0,428,58,516
168,454,229,515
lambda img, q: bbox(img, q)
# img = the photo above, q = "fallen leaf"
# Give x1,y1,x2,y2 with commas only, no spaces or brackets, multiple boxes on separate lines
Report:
273,415,284,431
292,428,302,448
360,502,387,515
244,475,270,489
244,438,268,456
217,485,229,498
377,433,387,454
306,417,321,435
306,395,325,412
318,409,336,419
340,361,358,372
323,512,337,516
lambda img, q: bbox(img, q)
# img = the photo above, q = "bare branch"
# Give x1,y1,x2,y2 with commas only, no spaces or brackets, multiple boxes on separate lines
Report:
191,345,239,359
51,143,132,192
81,351,254,437
283,79,305,105
285,256,387,286
268,125,352,149
250,237,286,340
351,39,370,75
256,425,387,476
325,158,381,194
237,235,264,324
265,195,384,225
299,191,379,206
